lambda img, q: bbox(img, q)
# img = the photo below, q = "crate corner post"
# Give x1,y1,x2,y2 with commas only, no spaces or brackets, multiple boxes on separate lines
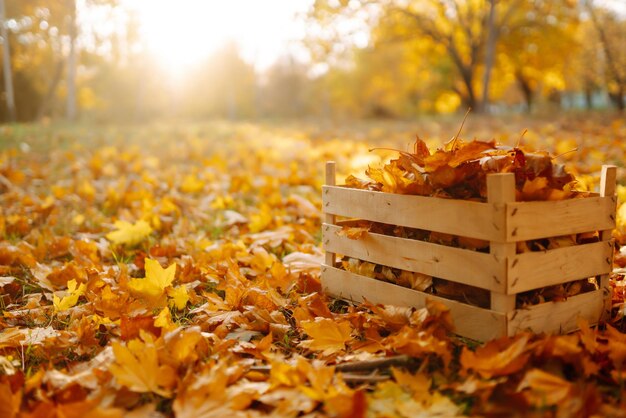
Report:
324,161,337,267
321,161,337,299
486,172,516,335
599,164,617,322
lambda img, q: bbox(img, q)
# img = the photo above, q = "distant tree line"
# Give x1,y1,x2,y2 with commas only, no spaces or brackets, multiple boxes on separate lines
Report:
0,0,623,123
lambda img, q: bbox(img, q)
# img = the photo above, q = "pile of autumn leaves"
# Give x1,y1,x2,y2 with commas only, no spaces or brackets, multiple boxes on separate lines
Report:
1,123,626,417
345,136,577,200
340,137,599,307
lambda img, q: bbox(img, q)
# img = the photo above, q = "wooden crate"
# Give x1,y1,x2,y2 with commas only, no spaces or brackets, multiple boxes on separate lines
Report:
321,162,617,341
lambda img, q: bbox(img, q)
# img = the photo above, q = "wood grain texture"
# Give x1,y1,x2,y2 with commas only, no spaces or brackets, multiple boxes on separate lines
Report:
508,240,613,293
321,265,507,341
322,185,503,241
599,165,617,321
507,289,604,336
323,223,505,292
506,196,615,241
487,173,517,311
321,164,613,340
324,161,336,267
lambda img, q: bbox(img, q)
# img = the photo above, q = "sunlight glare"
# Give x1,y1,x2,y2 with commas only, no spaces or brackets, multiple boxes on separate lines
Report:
125,0,312,79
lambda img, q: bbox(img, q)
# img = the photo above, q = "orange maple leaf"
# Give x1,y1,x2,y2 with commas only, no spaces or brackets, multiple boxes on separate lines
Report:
460,334,530,378
109,334,177,397
299,318,352,355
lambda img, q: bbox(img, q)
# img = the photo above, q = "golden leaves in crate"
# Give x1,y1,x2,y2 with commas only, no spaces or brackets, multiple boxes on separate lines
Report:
352,137,577,201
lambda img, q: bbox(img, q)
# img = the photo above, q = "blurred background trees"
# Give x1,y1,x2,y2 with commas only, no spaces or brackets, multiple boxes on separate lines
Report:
0,0,623,123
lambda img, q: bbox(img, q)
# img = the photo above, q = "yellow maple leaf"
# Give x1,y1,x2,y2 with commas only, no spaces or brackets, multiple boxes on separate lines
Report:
299,318,352,355
180,174,205,193
154,307,175,331
109,336,177,397
53,279,86,312
249,205,272,233
167,285,189,310
128,259,176,302
106,220,152,246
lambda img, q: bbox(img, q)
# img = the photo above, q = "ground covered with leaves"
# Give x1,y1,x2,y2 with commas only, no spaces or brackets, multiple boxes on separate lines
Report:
1,116,626,417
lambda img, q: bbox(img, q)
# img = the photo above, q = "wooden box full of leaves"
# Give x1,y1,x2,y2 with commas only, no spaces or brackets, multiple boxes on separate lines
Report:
321,141,617,342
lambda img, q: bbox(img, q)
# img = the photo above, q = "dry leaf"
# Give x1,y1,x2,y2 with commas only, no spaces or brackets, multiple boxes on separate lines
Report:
109,335,177,397
299,319,352,355
128,258,176,303
460,334,530,378
106,220,153,246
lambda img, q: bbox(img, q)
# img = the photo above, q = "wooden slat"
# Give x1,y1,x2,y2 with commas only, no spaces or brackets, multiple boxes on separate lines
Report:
325,162,337,267
321,265,507,341
507,289,604,336
600,165,617,205
323,186,502,241
508,240,613,293
599,165,617,322
323,223,505,292
487,173,517,311
505,196,616,241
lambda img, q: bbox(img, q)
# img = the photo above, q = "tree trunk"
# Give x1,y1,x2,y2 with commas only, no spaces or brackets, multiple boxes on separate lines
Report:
461,68,478,110
481,0,497,114
227,88,236,119
584,83,594,110
609,88,625,111
447,44,479,111
0,0,16,122
66,0,77,121
515,71,533,113
36,60,64,120
586,1,625,112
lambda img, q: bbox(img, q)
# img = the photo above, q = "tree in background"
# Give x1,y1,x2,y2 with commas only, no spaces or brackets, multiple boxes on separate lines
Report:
585,1,626,110
0,0,60,121
307,0,601,115
320,31,457,117
0,0,16,122
0,0,120,122
565,19,603,110
79,7,169,123
0,0,624,122
260,56,311,118
65,0,77,121
497,0,579,112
